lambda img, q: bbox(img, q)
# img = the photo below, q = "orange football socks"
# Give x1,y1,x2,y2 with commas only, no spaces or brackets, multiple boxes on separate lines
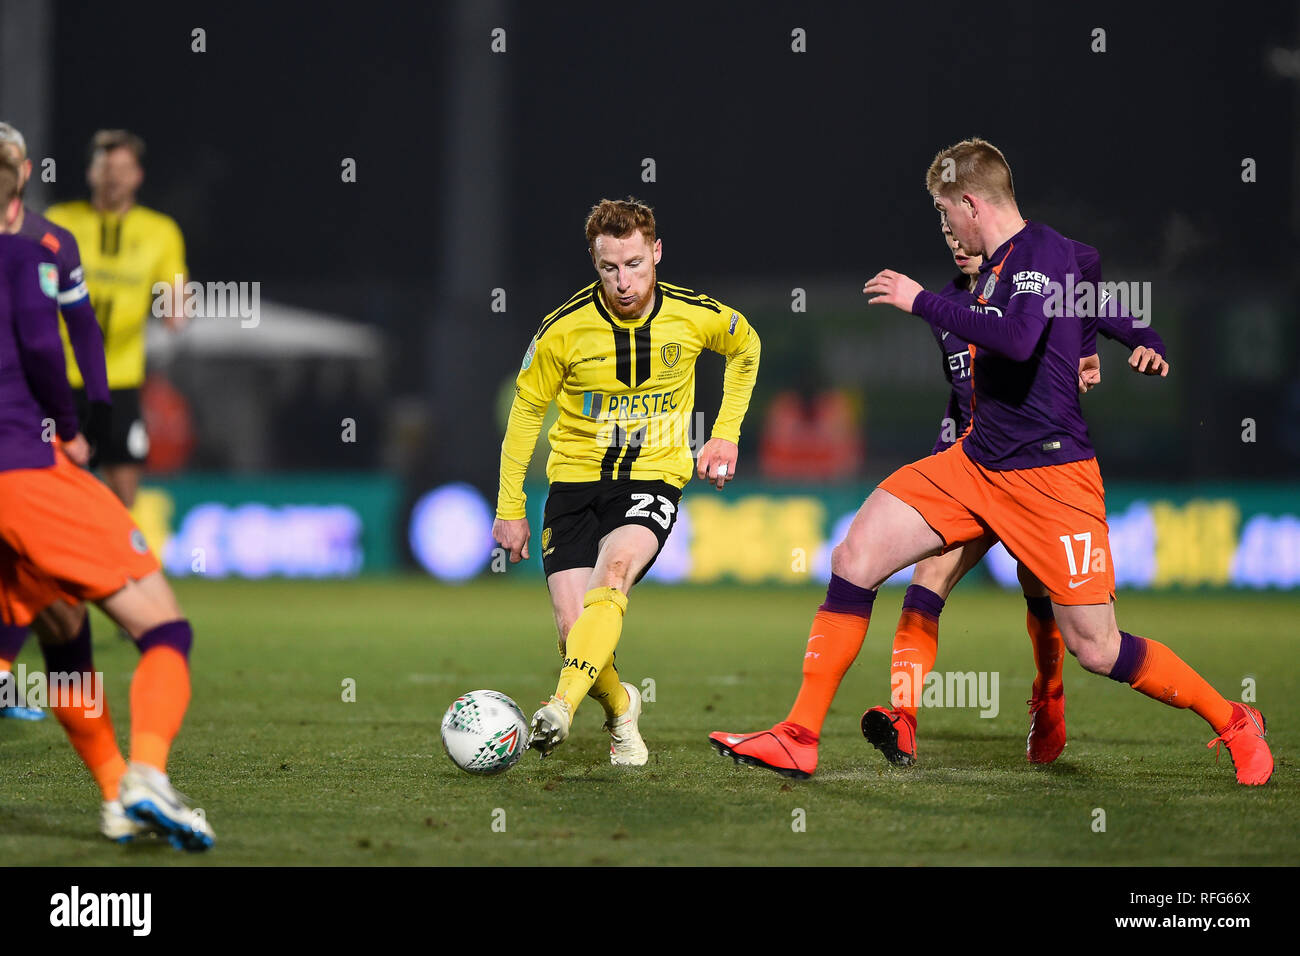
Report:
40,617,127,801
130,621,194,772
1025,596,1064,697
1108,630,1234,732
889,585,943,719
786,574,877,737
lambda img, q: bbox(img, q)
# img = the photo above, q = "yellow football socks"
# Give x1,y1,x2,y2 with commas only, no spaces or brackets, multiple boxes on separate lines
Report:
588,658,630,719
554,587,627,716
556,637,629,720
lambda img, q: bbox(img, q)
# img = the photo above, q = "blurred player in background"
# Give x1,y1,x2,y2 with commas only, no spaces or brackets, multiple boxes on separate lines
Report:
0,121,110,721
494,197,760,764
860,213,1172,768
713,138,1270,786
46,129,187,508
0,157,213,849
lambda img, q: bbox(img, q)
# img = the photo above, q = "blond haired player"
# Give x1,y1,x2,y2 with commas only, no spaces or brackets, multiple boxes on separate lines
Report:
494,197,760,764
712,139,1270,786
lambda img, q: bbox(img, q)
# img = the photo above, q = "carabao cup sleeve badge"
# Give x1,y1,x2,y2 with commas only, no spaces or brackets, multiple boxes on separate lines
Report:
521,338,537,370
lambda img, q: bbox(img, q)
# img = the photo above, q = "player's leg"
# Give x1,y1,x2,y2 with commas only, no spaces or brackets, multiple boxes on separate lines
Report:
93,388,148,509
531,524,658,756
1018,562,1067,763
7,449,211,845
1053,601,1271,784
93,570,215,847
99,464,142,509
862,536,993,766
555,523,655,707
0,621,42,720
711,479,973,779
98,570,190,773
547,566,630,723
989,456,1270,785
29,599,149,842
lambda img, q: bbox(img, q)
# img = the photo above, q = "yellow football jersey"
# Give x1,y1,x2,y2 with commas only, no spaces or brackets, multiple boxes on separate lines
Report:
44,200,187,389
507,280,760,500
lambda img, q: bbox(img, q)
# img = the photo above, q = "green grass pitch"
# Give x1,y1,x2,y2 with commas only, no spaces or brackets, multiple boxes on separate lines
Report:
1,577,1295,866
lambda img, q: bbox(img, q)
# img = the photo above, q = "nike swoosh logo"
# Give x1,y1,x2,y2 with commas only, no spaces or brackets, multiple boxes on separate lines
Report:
1067,577,1094,589
725,735,744,745
808,634,824,642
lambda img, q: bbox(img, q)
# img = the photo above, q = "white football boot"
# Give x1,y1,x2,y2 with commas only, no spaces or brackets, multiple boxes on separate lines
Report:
99,800,153,844
528,695,572,757
606,681,648,766
119,763,215,852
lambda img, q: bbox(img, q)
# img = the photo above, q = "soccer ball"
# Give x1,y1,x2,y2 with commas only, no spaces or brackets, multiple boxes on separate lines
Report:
440,690,529,775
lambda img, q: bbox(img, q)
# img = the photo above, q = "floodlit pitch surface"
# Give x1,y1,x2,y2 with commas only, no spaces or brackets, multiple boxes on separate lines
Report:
2,578,1295,865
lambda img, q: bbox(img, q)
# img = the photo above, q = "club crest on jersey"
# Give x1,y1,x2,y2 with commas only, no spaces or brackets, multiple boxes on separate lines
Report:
521,338,537,371
981,273,997,301
37,262,59,299
660,342,681,368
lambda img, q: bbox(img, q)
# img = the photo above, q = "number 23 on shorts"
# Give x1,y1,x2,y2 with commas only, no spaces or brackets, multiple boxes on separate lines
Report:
626,493,676,530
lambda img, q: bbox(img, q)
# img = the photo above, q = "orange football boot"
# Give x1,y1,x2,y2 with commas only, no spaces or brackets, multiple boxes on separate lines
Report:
708,722,817,779
1026,687,1066,763
861,706,917,767
1206,702,1273,786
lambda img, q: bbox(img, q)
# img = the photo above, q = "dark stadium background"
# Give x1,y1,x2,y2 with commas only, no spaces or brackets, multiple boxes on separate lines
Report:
1,0,1296,580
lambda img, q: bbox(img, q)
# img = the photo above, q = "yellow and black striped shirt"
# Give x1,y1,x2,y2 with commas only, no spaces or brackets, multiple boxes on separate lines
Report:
497,281,761,518
45,200,186,389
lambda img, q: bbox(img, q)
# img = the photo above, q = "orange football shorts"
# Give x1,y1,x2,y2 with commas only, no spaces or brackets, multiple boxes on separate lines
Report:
0,447,160,626
878,441,1115,605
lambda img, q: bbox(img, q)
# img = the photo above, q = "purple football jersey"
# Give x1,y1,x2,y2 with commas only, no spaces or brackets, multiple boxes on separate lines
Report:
930,275,976,455
16,208,87,308
1071,240,1165,357
16,207,108,403
913,221,1095,470
0,234,78,471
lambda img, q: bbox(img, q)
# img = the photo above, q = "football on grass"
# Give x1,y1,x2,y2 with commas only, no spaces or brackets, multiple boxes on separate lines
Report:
440,690,528,775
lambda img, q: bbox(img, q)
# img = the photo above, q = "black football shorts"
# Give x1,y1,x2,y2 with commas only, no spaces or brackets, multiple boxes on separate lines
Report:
540,479,682,582
75,387,149,467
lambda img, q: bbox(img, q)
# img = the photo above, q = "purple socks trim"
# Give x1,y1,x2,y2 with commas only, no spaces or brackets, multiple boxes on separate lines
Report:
819,573,877,617
39,615,93,675
902,584,945,621
1108,630,1148,684
0,623,28,663
1025,595,1055,622
137,620,193,660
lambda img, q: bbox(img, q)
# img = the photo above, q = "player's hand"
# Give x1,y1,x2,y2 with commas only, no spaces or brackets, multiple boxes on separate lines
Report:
863,270,924,314
492,517,530,563
1078,353,1102,394
697,437,738,490
1128,346,1169,377
62,433,91,467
